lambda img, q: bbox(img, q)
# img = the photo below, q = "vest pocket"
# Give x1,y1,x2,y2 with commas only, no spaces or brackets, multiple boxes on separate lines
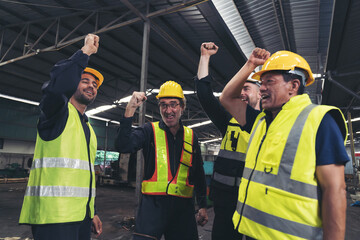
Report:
262,185,320,227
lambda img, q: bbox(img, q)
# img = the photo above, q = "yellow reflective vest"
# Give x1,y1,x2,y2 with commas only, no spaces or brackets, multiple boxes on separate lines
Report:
233,94,347,240
213,118,249,189
141,122,194,198
19,102,97,224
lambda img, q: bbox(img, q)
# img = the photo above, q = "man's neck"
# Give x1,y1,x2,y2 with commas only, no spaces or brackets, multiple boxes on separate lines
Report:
70,98,87,115
169,124,180,136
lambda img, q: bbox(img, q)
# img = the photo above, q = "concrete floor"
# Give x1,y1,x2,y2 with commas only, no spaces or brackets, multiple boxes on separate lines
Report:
0,182,359,240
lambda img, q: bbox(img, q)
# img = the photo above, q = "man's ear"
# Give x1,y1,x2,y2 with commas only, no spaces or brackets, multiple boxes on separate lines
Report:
290,79,301,95
180,106,185,116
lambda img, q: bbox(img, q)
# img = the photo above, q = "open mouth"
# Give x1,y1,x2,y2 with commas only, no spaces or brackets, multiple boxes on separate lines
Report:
261,95,270,100
85,90,94,96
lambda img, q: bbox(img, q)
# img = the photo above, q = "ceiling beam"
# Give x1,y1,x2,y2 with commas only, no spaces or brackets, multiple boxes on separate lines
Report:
0,0,206,67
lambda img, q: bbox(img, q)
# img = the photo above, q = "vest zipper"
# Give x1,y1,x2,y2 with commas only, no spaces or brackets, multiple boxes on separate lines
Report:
236,132,267,230
85,123,92,219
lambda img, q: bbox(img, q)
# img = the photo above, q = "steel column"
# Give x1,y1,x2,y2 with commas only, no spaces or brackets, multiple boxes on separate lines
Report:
135,3,151,215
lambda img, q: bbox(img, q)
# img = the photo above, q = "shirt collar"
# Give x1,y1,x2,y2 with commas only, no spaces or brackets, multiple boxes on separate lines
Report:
159,119,184,134
77,110,89,123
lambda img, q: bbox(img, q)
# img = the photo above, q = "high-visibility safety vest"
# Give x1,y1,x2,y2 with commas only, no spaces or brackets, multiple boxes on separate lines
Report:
141,122,194,198
233,94,347,240
19,102,97,224
212,118,250,190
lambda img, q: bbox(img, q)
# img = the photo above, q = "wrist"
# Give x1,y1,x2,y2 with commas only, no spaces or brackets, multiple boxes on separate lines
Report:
200,54,211,60
245,60,258,70
125,106,136,118
81,47,92,56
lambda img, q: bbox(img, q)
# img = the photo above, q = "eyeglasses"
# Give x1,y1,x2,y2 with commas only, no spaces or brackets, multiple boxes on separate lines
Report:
159,102,180,110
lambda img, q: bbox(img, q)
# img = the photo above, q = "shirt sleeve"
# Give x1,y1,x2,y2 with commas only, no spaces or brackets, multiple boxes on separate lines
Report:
40,50,89,119
115,117,147,153
37,50,89,141
195,75,232,136
192,134,208,209
316,113,350,165
243,105,262,133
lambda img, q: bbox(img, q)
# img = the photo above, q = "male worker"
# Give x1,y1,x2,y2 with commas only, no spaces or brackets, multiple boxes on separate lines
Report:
115,81,208,240
220,48,349,240
195,42,260,240
19,34,103,240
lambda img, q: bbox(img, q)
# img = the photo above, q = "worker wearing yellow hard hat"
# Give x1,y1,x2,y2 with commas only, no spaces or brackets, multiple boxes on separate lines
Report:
252,50,315,86
220,48,349,240
116,80,208,239
195,42,261,240
19,34,103,239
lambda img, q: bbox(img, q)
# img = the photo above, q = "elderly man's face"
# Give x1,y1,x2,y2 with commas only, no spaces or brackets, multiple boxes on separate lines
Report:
159,98,183,129
259,72,293,113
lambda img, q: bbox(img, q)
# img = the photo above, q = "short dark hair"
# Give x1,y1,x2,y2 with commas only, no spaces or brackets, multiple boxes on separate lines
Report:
266,70,305,95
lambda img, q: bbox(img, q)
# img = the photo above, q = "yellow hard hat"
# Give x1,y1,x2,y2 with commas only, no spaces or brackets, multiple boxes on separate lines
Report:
252,50,314,86
156,80,184,99
83,67,104,88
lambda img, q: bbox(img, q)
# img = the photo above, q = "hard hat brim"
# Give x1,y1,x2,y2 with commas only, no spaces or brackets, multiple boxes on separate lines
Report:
83,67,104,88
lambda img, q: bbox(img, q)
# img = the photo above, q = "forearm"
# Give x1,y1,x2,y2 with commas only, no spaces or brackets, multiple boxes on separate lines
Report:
40,50,89,120
321,185,347,239
115,117,145,153
125,105,137,118
195,77,231,134
219,61,256,125
197,55,210,79
220,61,255,107
48,50,89,98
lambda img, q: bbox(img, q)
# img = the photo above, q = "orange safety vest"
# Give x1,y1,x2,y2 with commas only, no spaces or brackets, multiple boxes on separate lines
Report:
141,122,194,198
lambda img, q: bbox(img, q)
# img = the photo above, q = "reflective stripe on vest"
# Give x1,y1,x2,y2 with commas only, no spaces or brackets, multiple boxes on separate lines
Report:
32,157,95,172
25,186,96,198
212,118,249,187
213,172,241,186
141,122,194,198
19,102,97,224
237,203,322,240
217,149,246,161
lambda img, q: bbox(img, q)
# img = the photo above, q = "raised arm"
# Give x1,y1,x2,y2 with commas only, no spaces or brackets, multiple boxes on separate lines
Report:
124,91,147,117
42,34,99,116
115,91,148,153
196,42,231,134
197,42,218,79
219,48,270,126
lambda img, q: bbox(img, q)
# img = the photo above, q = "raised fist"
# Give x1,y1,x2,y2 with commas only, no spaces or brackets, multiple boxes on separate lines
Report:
200,42,219,57
81,34,99,56
248,48,270,67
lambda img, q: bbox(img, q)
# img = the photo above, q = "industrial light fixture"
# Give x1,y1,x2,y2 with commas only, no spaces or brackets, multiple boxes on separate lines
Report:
187,120,212,129
88,115,120,124
346,117,360,123
201,138,222,144
0,93,39,106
